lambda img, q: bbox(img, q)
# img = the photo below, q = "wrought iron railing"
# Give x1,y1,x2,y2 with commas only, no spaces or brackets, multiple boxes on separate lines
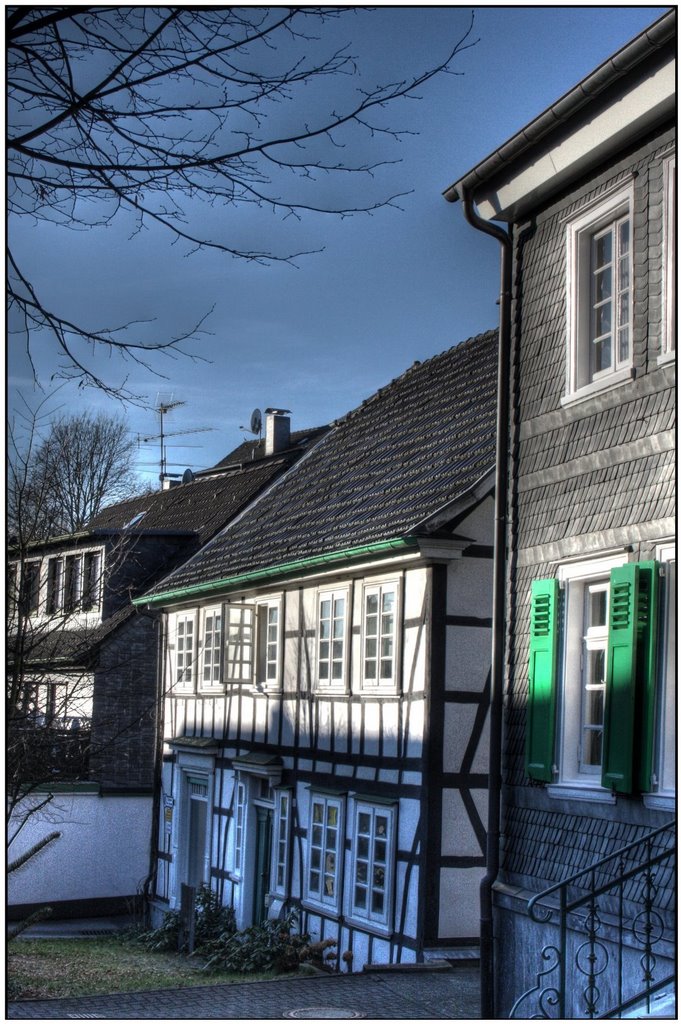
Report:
510,820,676,1019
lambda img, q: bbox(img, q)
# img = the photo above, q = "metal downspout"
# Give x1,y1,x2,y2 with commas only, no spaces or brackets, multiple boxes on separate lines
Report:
461,186,512,1020
142,609,165,922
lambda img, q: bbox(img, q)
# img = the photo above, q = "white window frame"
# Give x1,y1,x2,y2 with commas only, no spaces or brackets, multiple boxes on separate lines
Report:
347,800,396,933
223,595,282,690
305,793,344,914
224,603,255,684
81,550,103,612
181,770,212,890
232,780,246,878
361,579,400,693
172,611,197,692
43,548,103,618
255,597,282,691
316,587,349,691
199,605,223,692
548,553,629,802
660,153,676,362
644,543,676,810
564,184,635,405
21,559,42,617
271,788,292,897
46,556,64,615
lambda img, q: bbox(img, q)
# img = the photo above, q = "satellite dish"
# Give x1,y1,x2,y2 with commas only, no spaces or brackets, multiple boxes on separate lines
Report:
250,408,262,435
182,468,194,484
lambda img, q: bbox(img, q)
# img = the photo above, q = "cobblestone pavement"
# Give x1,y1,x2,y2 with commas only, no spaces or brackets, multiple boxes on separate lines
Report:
8,965,480,1020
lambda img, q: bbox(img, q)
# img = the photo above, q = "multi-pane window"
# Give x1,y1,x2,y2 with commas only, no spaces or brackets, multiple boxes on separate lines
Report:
318,590,347,687
81,552,102,611
257,603,279,684
175,614,195,687
272,790,291,895
363,583,397,688
580,582,609,773
663,154,676,356
46,558,62,615
20,561,41,616
590,217,631,379
225,605,254,682
224,598,281,687
201,609,222,686
351,803,395,928
307,795,343,910
63,555,81,614
44,551,102,616
566,186,634,397
527,557,664,797
233,781,246,875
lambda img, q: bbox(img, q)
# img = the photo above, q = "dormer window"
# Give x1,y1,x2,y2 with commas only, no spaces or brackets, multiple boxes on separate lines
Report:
123,510,147,530
44,550,103,616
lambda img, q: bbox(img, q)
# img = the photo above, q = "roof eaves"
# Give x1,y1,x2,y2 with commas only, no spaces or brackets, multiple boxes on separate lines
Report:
443,9,676,204
411,466,496,536
133,537,419,608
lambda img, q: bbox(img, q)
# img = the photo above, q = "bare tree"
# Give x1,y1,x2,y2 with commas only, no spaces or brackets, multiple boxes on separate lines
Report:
9,403,140,539
8,7,477,396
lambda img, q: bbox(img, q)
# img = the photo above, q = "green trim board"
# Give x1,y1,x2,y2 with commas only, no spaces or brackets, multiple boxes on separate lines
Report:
133,537,419,607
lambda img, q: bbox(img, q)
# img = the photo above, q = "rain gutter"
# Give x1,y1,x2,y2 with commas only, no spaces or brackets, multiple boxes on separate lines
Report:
133,536,418,608
443,9,675,210
458,187,512,1020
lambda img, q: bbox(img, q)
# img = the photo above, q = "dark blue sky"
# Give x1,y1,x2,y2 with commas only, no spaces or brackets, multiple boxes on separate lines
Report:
8,6,667,485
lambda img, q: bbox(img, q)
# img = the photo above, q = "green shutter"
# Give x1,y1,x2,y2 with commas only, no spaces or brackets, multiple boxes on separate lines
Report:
601,562,660,793
635,561,660,793
601,564,639,793
526,579,560,782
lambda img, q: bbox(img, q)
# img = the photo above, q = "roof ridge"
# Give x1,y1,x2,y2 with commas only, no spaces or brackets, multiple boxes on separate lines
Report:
331,328,497,428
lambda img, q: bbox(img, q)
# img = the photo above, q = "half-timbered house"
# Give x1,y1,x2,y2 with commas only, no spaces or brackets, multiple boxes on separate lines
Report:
8,417,327,920
137,330,498,967
445,11,675,1017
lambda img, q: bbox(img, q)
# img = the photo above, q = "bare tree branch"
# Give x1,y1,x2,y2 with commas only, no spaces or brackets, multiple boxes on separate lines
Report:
8,7,478,393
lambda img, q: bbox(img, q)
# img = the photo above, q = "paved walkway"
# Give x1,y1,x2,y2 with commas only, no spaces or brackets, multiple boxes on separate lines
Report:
8,965,480,1019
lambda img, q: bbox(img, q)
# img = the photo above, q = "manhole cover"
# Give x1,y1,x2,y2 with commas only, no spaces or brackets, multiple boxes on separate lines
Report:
284,1010,365,1020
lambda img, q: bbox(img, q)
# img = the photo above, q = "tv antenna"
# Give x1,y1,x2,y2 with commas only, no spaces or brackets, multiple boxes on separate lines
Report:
140,393,213,485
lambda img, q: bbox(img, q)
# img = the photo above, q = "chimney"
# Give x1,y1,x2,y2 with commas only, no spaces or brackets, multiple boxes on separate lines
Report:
265,408,291,456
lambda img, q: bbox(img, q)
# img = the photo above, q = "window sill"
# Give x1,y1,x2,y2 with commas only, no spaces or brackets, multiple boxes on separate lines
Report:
642,792,676,811
344,915,393,939
547,783,616,804
314,684,349,696
561,366,635,409
657,349,676,367
301,899,342,920
359,686,401,698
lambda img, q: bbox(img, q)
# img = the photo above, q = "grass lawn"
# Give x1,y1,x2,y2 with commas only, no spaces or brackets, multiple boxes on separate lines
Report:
9,937,304,1000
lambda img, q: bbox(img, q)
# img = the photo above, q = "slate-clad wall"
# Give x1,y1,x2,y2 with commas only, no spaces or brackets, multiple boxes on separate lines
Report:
496,123,676,1015
91,609,161,790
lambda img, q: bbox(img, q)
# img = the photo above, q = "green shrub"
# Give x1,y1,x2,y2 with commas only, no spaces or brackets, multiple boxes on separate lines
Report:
201,911,310,974
132,885,236,953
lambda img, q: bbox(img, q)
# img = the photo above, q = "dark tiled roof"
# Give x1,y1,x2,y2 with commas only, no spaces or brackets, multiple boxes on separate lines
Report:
211,426,330,469
146,330,498,598
9,605,139,668
86,456,304,545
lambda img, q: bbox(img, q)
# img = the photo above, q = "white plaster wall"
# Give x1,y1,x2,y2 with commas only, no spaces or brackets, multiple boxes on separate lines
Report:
447,556,494,618
445,624,492,692
441,790,485,858
9,792,152,907
438,866,485,939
